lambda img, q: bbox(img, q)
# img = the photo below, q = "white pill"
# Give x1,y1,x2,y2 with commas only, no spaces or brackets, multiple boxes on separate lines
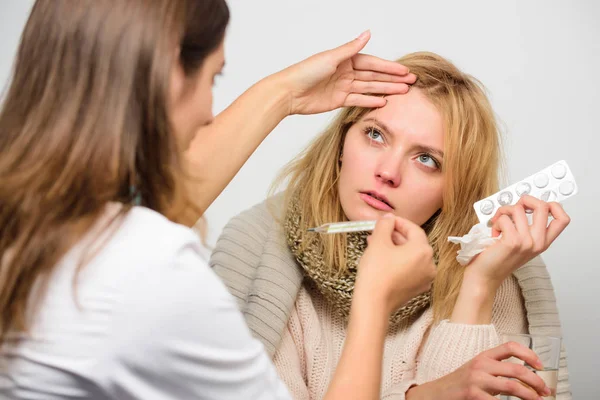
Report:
480,200,495,215
534,173,549,188
551,163,567,179
497,191,514,206
515,182,532,197
559,180,575,196
540,190,557,202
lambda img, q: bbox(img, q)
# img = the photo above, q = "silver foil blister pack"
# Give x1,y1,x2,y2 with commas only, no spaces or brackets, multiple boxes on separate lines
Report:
473,160,578,225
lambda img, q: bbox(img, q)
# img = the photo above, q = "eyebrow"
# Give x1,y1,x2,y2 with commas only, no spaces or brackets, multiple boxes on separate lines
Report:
362,117,445,159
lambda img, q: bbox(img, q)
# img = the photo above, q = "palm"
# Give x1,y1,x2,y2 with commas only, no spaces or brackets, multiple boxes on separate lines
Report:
300,59,356,114
282,32,416,115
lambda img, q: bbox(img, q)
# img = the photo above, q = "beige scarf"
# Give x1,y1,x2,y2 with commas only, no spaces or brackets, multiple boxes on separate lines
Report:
285,197,431,325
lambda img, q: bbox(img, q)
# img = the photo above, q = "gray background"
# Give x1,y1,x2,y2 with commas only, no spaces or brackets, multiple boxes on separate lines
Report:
1,0,598,397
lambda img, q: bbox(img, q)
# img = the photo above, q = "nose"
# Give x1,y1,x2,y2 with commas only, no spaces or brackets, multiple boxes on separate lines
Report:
375,153,402,188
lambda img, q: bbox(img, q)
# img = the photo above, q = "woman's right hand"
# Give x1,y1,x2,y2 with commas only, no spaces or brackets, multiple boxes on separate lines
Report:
274,30,416,116
406,341,553,400
355,214,436,315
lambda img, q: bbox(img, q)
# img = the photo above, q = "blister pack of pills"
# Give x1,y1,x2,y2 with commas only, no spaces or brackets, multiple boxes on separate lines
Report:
473,160,578,225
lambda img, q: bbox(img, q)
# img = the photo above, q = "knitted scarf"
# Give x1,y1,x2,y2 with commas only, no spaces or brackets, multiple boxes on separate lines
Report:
285,197,431,325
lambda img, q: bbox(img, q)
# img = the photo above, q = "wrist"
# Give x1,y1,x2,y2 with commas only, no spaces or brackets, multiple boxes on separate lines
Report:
256,71,293,118
354,272,408,317
462,268,502,295
450,272,499,324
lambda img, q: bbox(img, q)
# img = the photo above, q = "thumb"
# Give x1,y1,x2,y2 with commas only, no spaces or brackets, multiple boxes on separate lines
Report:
330,30,371,64
370,213,395,244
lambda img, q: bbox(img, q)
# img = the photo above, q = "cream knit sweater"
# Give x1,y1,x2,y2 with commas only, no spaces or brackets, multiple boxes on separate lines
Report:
210,198,571,399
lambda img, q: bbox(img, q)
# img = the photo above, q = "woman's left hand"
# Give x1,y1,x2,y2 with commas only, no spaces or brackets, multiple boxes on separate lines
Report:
467,194,571,288
451,194,570,324
275,30,416,115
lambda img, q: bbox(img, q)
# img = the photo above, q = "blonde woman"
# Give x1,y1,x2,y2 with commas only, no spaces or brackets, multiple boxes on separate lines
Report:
212,52,572,400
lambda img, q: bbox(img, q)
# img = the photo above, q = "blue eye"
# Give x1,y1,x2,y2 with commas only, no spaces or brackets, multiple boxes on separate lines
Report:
366,127,384,143
418,154,439,169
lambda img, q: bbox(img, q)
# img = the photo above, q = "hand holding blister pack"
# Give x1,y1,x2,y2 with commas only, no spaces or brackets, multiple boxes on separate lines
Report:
448,160,578,266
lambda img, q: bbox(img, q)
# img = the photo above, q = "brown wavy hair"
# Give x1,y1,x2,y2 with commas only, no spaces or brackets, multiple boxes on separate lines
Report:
0,0,229,343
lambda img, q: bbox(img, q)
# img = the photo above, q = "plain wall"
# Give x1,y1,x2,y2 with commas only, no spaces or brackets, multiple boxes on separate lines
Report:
1,0,598,396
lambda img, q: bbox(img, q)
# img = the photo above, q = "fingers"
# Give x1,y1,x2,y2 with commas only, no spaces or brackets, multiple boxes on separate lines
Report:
354,70,416,84
490,214,518,239
490,204,530,236
484,342,543,370
368,215,426,247
545,202,571,244
391,231,407,246
344,94,387,108
517,195,571,250
517,195,550,248
485,362,550,397
487,376,545,400
351,80,410,95
369,213,396,243
352,53,413,77
489,195,571,253
392,216,428,243
329,30,371,65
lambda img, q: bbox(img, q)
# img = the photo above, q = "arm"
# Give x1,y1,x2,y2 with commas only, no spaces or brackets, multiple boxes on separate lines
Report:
322,290,391,400
377,276,527,400
182,76,289,224
404,277,548,400
179,31,416,226
416,275,526,383
271,284,398,400
323,214,437,400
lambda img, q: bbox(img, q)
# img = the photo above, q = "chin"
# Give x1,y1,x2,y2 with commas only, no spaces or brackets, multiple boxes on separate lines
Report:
346,205,386,221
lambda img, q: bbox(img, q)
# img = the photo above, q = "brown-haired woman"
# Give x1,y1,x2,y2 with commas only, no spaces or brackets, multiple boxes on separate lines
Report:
0,1,434,399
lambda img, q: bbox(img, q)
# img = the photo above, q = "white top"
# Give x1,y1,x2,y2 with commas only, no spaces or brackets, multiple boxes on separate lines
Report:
0,205,291,400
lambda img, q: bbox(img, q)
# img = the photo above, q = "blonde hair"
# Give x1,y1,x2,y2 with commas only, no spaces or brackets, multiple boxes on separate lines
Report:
272,52,503,322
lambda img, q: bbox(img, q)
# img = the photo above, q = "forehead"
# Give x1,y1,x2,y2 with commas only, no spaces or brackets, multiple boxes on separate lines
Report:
361,89,444,145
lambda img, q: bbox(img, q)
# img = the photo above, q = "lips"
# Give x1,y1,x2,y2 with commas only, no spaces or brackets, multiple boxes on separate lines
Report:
359,191,394,211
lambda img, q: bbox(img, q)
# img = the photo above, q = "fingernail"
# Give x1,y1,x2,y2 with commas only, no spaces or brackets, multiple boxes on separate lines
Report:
543,387,552,396
536,360,545,369
356,30,370,40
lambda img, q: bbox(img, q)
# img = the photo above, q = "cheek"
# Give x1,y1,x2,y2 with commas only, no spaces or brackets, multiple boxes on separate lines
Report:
402,177,444,223
339,138,373,190
337,136,380,219
192,82,213,126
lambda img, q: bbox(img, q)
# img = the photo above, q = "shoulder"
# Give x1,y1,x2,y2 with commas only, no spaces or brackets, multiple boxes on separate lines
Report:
118,206,201,251
98,205,229,315
209,195,286,280
91,205,205,272
218,195,284,242
209,195,303,357
103,241,289,399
